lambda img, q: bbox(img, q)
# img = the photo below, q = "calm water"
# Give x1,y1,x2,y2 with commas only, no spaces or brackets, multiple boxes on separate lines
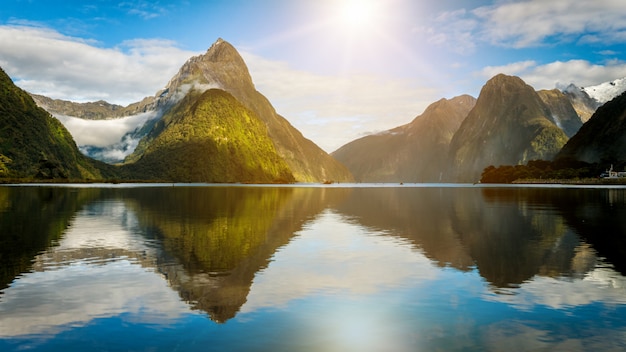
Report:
1,184,626,351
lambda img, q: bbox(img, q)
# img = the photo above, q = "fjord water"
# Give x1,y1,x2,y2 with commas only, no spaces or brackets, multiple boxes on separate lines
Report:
1,185,626,351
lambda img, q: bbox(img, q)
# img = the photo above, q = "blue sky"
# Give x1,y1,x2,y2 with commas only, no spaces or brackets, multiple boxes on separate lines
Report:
1,0,626,152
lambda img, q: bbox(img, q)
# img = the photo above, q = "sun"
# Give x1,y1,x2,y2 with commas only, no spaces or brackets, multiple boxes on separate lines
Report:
337,0,379,30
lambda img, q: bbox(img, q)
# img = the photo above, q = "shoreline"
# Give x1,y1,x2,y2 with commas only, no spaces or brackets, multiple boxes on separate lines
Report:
512,178,626,185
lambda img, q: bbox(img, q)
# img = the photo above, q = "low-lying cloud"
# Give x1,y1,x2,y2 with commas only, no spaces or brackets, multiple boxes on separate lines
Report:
55,111,157,147
54,111,159,162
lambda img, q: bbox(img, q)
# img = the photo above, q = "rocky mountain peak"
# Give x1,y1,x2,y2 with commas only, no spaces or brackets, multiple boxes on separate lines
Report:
481,73,534,98
162,38,254,103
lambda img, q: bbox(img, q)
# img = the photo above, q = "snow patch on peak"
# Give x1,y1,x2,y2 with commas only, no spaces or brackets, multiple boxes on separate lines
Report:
581,77,626,104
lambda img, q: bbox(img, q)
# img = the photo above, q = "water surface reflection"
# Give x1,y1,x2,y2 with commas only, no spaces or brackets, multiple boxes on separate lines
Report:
0,185,625,351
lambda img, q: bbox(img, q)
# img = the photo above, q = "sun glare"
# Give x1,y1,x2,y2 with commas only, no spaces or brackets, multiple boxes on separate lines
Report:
337,0,378,29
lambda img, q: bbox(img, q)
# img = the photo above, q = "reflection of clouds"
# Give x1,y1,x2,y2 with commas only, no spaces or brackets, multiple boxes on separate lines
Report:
0,200,191,338
241,210,438,314
484,266,626,310
0,260,190,337
55,200,156,253
483,320,626,352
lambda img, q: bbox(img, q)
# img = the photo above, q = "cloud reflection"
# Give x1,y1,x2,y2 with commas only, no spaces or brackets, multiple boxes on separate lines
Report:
0,200,191,338
484,265,626,311
240,210,438,314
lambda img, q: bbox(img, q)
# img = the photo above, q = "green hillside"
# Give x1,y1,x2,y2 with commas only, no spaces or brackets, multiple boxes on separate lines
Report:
123,88,295,183
0,67,109,181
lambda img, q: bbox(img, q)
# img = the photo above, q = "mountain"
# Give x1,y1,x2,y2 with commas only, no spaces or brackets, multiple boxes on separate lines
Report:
332,95,476,182
122,89,295,183
536,89,583,137
448,74,569,183
30,93,157,119
31,38,353,183
561,84,600,123
581,77,626,104
134,38,353,183
556,90,626,165
560,78,626,123
0,67,110,180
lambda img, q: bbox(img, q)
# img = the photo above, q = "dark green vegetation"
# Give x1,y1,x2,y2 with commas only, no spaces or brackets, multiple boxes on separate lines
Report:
123,89,295,183
0,68,114,181
333,95,476,182
479,159,606,183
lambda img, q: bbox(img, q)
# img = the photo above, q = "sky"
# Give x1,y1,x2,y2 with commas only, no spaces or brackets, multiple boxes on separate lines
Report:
1,0,626,152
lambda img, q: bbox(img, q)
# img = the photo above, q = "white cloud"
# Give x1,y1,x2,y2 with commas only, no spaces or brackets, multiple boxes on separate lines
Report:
422,0,626,52
0,25,199,105
0,24,442,153
415,8,479,55
476,59,626,90
54,111,158,147
475,0,626,47
484,266,626,310
479,60,538,80
242,52,441,152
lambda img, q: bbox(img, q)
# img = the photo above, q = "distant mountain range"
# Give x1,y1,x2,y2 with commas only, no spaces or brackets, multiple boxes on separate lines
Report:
334,74,596,183
3,38,626,183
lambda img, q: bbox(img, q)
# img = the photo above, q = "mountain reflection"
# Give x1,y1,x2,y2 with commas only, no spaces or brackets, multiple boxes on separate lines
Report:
0,186,102,290
1,184,625,335
333,186,624,290
123,186,351,322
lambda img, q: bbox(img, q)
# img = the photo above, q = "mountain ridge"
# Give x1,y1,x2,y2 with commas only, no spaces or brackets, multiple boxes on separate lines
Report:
448,74,569,182
155,39,353,182
332,95,476,182
25,38,354,183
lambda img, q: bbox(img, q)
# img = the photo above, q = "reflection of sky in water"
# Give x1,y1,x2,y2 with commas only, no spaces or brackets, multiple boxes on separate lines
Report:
0,200,192,339
241,210,438,314
55,200,156,252
0,260,191,337
484,266,626,310
2,189,626,351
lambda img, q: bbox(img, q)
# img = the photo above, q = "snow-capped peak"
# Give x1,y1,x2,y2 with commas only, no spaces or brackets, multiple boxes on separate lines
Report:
581,77,626,104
